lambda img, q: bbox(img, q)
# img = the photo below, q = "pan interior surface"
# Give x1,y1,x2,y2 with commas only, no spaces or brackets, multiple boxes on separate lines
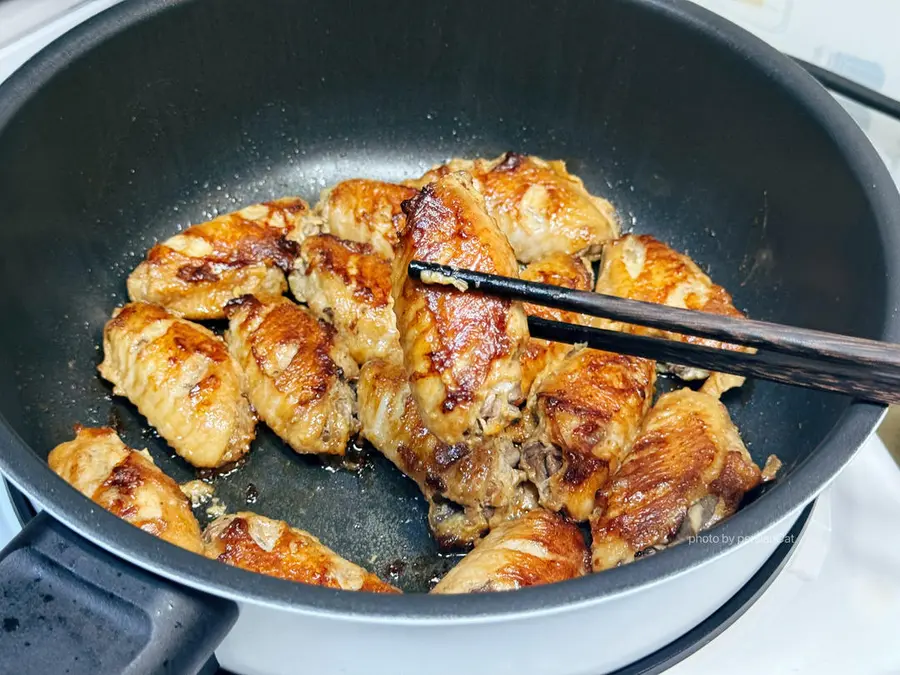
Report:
0,0,895,601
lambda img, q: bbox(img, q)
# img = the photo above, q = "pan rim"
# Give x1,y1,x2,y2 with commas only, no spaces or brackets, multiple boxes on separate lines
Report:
0,0,897,620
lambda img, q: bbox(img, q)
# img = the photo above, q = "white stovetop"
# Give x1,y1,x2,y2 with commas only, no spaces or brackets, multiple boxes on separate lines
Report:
2,2,900,674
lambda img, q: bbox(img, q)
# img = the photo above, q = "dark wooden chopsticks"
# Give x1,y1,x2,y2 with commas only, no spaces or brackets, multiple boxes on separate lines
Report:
408,260,900,405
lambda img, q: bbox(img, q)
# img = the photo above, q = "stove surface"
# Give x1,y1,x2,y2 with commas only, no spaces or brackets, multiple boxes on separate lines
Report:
1,2,899,674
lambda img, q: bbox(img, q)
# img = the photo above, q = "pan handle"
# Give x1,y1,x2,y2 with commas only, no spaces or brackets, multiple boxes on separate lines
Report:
0,512,238,675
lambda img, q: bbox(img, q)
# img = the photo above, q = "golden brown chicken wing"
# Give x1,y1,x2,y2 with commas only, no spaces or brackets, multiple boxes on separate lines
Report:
99,302,255,468
518,252,594,397
316,179,418,259
430,510,589,593
595,234,750,396
590,388,762,571
127,198,313,320
203,512,398,592
392,172,529,444
358,359,536,549
288,234,402,366
224,295,357,456
410,153,618,263
521,348,656,521
49,426,203,553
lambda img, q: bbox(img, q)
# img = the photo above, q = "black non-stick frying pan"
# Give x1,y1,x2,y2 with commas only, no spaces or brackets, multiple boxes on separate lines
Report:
0,1,898,673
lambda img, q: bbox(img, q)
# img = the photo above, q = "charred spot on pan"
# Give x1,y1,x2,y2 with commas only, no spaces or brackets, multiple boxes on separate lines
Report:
492,151,525,173
107,407,126,435
245,483,259,504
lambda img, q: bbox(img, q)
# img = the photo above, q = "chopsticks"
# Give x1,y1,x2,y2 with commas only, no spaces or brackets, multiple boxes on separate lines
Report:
408,260,900,405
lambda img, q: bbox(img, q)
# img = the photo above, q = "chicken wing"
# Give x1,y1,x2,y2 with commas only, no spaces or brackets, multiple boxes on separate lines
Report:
393,171,529,444
99,302,255,468
48,426,203,553
358,359,536,549
595,234,751,396
518,252,594,397
289,234,402,366
316,179,418,259
128,198,313,320
203,512,398,592
430,510,589,593
409,153,618,263
521,348,656,521
224,295,358,456
590,388,762,571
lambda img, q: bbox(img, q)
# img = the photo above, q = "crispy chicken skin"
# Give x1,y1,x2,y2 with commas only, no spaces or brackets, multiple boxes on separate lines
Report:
127,198,312,320
392,172,529,444
590,388,762,571
358,360,536,548
522,348,656,521
203,512,398,592
518,253,594,397
225,295,358,456
289,234,402,365
410,153,618,263
430,510,589,593
595,234,750,396
316,179,419,259
99,302,256,468
49,426,203,553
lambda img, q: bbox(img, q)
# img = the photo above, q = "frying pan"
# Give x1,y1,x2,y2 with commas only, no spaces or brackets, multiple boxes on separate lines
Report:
0,0,898,673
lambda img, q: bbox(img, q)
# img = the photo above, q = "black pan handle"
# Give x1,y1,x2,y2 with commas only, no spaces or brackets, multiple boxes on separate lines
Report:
0,512,238,674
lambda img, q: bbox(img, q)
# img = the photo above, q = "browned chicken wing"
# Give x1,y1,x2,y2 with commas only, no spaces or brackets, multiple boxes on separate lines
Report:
410,153,618,262
590,388,762,571
225,295,358,456
128,198,312,320
316,179,418,259
99,302,256,468
522,348,656,521
595,234,750,396
49,426,203,553
518,252,594,397
289,234,402,365
392,171,529,444
430,510,589,593
203,512,398,592
358,359,536,549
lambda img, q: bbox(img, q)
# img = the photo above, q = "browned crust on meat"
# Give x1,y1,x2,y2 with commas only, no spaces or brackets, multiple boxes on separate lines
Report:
590,389,761,569
226,294,340,402
410,154,618,262
392,173,527,441
128,198,309,319
519,253,595,321
523,349,656,521
357,360,535,549
299,234,393,308
430,510,589,593
203,513,398,592
321,179,418,254
596,234,747,348
518,253,595,396
48,426,203,553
